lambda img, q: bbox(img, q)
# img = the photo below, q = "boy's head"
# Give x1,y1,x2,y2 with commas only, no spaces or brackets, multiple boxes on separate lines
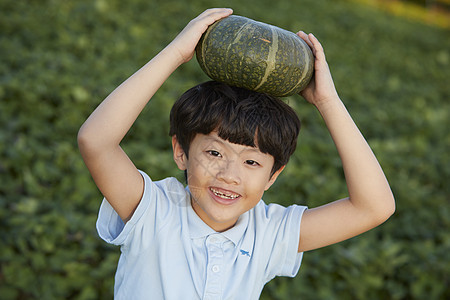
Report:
169,81,301,176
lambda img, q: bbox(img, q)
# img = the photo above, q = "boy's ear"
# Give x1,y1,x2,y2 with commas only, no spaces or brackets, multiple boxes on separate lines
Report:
172,135,187,171
264,165,285,191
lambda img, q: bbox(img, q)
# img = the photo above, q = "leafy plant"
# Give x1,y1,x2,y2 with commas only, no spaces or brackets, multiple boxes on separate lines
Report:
1,0,448,299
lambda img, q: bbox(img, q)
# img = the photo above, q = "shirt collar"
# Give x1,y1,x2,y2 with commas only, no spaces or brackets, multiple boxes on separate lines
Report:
185,187,249,246
221,211,249,246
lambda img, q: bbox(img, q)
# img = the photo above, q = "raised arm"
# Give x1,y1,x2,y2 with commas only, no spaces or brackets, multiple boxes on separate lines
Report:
296,32,395,252
77,8,233,222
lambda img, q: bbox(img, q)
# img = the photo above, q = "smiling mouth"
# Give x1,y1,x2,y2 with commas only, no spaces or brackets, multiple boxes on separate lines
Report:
210,187,240,200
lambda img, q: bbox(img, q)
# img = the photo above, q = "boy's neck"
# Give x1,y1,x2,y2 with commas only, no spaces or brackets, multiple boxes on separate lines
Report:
190,197,238,232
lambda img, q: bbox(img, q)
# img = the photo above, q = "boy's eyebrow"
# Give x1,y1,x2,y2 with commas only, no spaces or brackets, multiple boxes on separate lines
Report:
204,134,264,156
203,135,225,145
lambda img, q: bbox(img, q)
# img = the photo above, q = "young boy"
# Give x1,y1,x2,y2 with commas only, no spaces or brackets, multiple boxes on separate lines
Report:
78,8,395,299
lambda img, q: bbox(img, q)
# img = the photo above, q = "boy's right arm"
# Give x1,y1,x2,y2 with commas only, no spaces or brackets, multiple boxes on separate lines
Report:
77,8,233,222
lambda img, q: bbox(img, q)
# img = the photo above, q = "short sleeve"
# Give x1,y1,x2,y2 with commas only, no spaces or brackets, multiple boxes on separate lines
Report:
96,171,187,247
253,202,307,280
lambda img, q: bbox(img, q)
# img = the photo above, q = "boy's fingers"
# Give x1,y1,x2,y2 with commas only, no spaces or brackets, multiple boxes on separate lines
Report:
201,7,233,15
181,8,232,40
296,31,311,45
196,8,233,23
188,8,232,33
308,33,322,50
297,31,326,61
296,31,316,54
308,33,326,61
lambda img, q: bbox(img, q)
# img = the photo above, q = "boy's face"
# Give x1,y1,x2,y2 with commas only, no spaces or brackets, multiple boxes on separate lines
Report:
172,132,284,232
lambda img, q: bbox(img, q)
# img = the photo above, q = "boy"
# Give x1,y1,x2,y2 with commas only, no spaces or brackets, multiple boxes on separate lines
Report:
78,8,395,299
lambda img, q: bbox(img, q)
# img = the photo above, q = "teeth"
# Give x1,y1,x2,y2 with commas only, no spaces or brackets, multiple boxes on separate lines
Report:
211,188,239,200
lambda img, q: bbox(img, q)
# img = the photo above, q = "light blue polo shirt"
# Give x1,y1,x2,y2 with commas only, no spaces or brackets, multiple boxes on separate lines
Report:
97,171,307,300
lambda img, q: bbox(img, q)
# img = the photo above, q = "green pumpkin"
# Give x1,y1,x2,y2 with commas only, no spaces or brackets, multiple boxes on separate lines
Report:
196,15,314,97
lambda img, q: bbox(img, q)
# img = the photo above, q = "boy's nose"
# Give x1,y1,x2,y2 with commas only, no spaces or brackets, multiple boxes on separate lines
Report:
216,160,241,185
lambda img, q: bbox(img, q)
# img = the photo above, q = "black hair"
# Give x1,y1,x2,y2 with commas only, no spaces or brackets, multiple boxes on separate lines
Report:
169,81,301,176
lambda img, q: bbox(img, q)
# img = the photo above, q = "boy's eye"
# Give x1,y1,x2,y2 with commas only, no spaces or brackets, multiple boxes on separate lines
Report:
206,150,221,157
245,160,260,166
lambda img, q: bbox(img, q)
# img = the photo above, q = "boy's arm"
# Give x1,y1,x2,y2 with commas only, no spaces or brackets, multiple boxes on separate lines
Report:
296,32,395,252
77,8,233,222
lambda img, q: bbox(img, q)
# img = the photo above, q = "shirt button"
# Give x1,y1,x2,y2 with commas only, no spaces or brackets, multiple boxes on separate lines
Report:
210,237,218,243
212,265,220,273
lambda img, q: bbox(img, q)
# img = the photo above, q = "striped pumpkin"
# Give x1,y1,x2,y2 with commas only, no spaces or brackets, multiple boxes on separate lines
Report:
196,15,314,97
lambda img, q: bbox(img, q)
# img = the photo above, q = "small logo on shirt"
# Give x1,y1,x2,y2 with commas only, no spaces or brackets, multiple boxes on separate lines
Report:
240,249,251,257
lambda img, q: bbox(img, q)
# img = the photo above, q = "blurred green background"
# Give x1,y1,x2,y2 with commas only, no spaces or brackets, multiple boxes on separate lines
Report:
1,0,449,299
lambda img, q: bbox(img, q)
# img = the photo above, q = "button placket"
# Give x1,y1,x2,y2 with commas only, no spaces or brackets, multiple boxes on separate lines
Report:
203,234,225,299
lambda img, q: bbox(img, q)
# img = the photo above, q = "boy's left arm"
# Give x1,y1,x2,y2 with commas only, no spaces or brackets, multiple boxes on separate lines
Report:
296,32,395,253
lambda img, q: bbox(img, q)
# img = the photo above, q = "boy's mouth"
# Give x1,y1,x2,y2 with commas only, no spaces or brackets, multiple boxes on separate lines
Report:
209,187,241,203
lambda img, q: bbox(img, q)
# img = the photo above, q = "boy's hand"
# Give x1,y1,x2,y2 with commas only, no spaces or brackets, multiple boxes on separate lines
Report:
169,8,233,64
296,31,339,108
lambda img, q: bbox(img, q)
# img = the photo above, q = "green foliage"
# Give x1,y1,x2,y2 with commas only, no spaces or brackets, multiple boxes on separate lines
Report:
1,0,448,299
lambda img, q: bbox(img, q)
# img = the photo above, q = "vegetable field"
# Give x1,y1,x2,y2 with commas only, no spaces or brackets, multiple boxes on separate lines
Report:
1,0,449,299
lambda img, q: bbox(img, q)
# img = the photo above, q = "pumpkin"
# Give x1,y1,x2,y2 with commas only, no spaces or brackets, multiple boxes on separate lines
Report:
195,15,314,97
